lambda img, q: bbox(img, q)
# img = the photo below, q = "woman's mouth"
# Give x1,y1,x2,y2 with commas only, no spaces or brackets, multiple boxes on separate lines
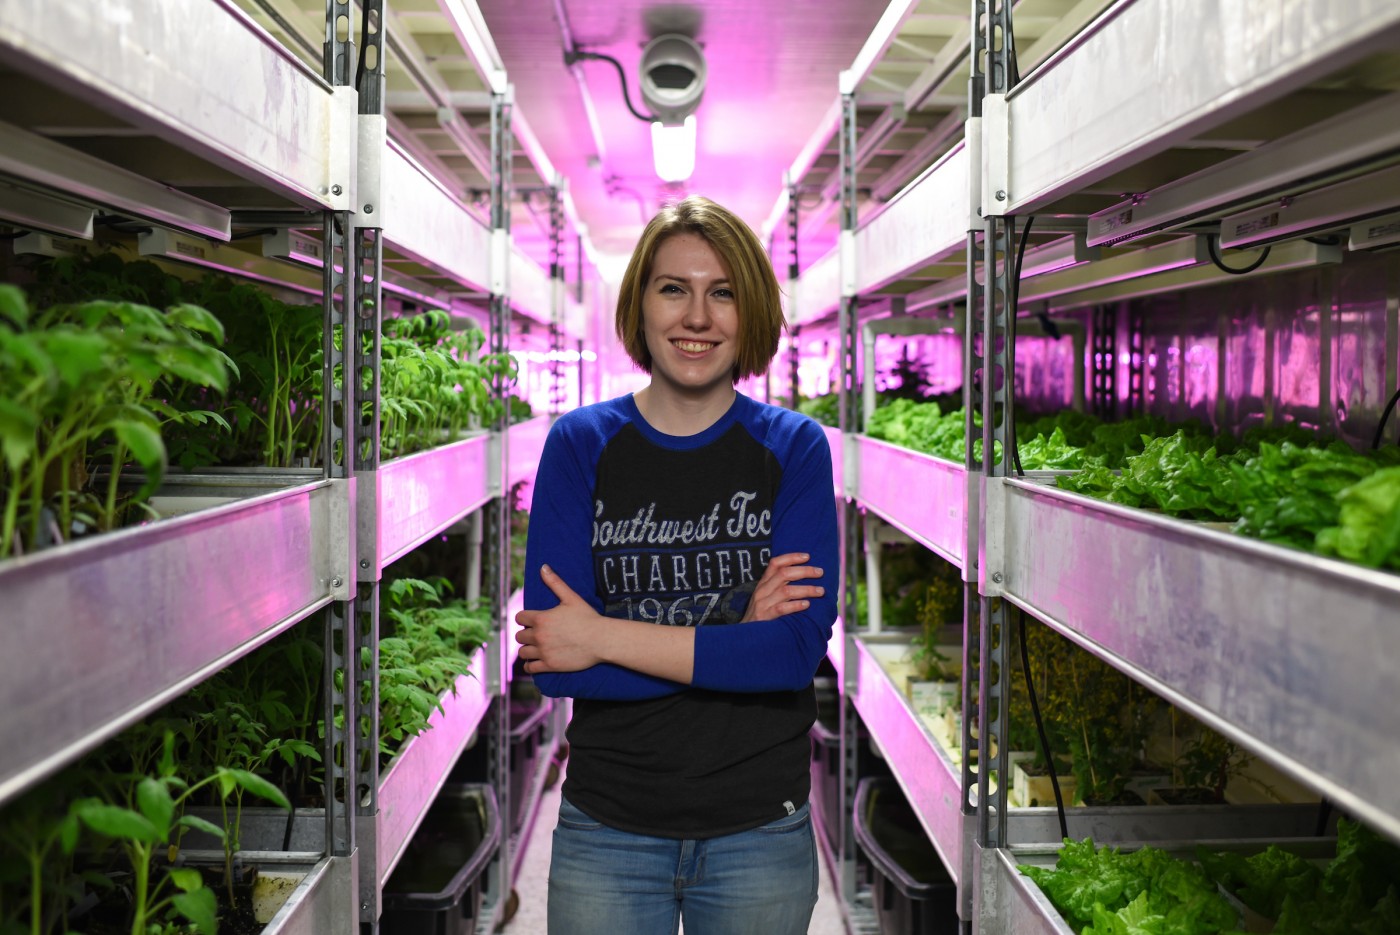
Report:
672,339,717,354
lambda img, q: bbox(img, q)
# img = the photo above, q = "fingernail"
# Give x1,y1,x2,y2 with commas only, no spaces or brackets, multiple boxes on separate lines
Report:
815,587,825,595
799,554,809,561
799,600,809,607
542,563,552,574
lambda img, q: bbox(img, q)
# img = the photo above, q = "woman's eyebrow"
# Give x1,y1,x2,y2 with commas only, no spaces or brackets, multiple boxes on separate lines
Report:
653,274,731,285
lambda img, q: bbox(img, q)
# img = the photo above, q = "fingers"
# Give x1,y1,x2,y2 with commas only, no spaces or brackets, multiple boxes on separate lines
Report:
759,555,824,584
764,552,811,570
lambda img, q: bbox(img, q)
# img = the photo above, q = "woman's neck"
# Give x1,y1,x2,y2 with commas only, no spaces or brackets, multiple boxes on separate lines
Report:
634,384,737,437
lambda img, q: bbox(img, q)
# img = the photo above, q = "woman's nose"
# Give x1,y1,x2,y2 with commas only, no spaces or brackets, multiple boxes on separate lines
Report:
682,296,712,328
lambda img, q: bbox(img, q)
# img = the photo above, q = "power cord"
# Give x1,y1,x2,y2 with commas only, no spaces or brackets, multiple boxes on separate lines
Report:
1206,233,1271,275
1018,608,1068,839
1372,386,1400,450
353,0,372,90
564,49,656,123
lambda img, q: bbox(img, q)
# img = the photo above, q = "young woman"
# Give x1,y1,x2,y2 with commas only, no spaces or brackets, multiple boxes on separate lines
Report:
514,195,840,935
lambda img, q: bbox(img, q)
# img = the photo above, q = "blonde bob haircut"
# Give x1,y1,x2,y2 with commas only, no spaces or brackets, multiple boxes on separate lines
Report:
615,195,785,382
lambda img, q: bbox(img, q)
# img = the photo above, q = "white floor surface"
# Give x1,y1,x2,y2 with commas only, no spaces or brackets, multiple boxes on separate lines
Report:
502,761,849,935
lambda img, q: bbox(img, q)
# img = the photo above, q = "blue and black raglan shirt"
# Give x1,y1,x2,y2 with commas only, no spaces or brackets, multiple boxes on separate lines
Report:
523,392,839,839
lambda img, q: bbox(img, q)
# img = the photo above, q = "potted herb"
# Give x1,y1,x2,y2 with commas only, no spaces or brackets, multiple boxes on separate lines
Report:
1146,709,1254,805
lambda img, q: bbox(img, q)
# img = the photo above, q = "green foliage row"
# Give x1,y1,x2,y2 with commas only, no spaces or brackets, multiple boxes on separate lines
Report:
816,389,1400,572
1059,433,1400,570
2,252,526,558
0,282,231,558
378,577,493,759
0,723,290,935
1024,819,1400,935
377,310,517,461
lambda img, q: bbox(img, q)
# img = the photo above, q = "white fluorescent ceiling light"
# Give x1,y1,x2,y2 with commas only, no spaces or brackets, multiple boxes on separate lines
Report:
651,116,697,183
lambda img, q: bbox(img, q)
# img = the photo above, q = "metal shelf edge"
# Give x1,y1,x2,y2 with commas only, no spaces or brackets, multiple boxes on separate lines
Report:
375,654,493,889
1000,478,1400,843
854,436,968,568
370,434,494,572
0,480,338,806
0,0,343,209
261,854,358,935
850,636,964,886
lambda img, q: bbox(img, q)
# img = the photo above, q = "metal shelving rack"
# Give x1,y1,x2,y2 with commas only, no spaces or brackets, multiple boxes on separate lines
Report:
0,1,586,932
778,1,1400,933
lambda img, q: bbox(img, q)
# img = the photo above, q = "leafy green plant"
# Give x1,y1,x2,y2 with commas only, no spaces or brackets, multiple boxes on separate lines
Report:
1011,620,1157,804
0,780,86,935
173,278,324,468
1161,709,1252,804
378,577,494,758
75,731,289,935
0,285,232,557
1021,837,1240,935
1197,818,1400,933
377,310,518,460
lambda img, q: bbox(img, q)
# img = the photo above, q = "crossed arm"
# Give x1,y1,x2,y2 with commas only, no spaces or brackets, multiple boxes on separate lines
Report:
514,551,826,684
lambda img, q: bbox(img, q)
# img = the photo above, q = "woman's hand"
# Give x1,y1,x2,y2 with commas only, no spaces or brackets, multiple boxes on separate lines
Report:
515,565,606,674
741,552,825,623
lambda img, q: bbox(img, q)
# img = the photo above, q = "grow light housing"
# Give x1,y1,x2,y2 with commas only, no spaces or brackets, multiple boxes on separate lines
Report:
1218,163,1400,250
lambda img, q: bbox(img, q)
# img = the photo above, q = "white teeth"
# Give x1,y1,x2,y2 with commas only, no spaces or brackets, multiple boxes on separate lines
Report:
674,340,714,352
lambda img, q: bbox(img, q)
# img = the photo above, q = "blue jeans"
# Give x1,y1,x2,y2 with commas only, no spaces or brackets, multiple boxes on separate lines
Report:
547,797,818,935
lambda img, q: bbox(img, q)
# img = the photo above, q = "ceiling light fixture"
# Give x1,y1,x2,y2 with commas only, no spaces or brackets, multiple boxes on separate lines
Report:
565,32,707,184
651,116,697,183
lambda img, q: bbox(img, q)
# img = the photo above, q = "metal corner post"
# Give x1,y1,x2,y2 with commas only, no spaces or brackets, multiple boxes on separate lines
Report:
549,185,566,415
834,85,874,931
963,0,1016,932
482,86,516,930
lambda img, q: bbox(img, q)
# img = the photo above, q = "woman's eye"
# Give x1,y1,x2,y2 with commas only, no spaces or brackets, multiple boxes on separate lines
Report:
712,288,734,299
659,283,683,294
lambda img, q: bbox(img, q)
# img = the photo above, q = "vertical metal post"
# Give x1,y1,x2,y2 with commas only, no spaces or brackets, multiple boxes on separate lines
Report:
1091,305,1116,418
965,0,1016,931
483,87,515,926
1127,305,1145,416
549,186,565,416
834,85,868,920
351,4,387,930
789,327,801,409
321,0,357,903
787,181,801,283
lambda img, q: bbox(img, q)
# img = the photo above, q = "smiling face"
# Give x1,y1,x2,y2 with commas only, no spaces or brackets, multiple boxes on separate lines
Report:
640,232,741,406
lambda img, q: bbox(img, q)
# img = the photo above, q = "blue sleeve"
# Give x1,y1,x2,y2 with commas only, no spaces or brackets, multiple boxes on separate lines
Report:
690,417,840,692
524,415,688,701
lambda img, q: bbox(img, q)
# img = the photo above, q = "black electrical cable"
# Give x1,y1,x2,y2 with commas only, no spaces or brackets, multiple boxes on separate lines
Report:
564,49,656,123
1206,233,1271,275
1018,608,1068,840
1372,386,1400,450
353,0,371,90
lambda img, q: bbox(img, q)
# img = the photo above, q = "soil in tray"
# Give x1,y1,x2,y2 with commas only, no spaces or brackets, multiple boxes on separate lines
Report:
1150,786,1225,806
1081,789,1147,808
70,866,263,934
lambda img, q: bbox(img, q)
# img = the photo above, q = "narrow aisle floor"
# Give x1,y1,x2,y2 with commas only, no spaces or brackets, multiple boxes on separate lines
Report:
504,761,848,934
